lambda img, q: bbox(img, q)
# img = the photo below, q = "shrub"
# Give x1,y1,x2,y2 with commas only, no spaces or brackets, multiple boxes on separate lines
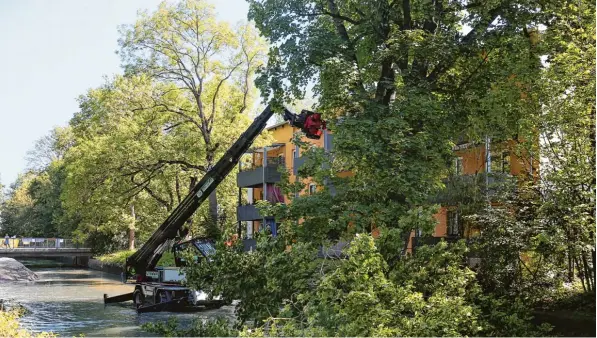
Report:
0,309,56,338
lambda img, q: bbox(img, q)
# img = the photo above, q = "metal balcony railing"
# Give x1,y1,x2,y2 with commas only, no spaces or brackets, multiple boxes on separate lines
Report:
237,158,284,188
239,156,285,172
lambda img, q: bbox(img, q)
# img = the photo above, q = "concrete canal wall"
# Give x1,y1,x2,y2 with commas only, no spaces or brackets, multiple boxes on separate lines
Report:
87,258,123,276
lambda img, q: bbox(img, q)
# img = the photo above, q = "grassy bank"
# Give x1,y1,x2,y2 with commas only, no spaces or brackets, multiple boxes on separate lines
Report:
96,250,175,267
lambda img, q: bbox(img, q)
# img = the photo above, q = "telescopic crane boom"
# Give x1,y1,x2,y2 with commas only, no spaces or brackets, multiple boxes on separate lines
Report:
125,105,274,277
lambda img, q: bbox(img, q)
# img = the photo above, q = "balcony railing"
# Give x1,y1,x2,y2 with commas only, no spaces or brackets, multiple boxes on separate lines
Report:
237,157,284,188
237,204,262,221
292,156,307,175
431,172,514,204
240,156,285,172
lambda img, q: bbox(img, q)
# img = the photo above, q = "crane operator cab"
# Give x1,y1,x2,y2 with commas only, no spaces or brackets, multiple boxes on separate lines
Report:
172,237,216,267
130,237,224,312
283,108,327,139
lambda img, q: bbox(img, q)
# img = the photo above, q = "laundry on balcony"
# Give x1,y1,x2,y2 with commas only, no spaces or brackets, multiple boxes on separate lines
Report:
266,183,284,203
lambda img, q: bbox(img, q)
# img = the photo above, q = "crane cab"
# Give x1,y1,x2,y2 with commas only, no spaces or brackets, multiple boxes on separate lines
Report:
129,238,224,312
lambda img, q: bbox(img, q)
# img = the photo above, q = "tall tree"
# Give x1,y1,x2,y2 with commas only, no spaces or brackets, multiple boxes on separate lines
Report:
533,0,596,291
118,0,267,233
63,74,273,251
0,127,75,238
25,127,73,173
247,0,545,251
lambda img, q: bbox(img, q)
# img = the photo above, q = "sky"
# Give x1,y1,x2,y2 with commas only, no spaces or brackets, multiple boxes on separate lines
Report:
0,0,250,187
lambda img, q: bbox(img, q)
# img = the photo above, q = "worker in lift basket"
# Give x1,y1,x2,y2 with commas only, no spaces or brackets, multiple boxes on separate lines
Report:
283,108,326,140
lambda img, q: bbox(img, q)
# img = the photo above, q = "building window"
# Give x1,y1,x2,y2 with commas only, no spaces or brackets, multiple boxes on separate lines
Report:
455,157,463,175
309,183,317,195
503,152,511,173
447,210,459,236
490,151,511,173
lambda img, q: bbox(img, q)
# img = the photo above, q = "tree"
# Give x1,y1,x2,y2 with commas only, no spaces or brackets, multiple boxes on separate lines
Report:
118,0,267,234
246,0,548,258
62,73,273,252
25,127,72,173
532,0,595,291
0,169,65,238
0,127,75,238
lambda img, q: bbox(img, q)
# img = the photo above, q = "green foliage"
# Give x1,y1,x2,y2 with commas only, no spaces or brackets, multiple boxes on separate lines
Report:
0,127,75,238
466,183,565,298
52,0,273,251
183,234,550,336
184,235,321,326
143,317,235,337
96,250,137,266
117,0,270,237
97,249,174,267
0,309,56,338
532,0,596,292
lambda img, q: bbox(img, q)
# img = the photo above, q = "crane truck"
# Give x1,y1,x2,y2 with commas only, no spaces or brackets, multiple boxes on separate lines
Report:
103,105,326,313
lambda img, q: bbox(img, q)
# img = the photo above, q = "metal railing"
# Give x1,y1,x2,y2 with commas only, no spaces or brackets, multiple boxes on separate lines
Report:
0,238,85,249
239,156,286,172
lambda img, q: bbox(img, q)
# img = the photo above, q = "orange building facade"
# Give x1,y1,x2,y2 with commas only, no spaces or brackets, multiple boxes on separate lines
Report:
237,123,536,252
236,121,330,238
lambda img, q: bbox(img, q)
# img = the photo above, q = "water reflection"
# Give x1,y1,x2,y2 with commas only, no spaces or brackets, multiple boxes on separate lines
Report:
0,267,235,337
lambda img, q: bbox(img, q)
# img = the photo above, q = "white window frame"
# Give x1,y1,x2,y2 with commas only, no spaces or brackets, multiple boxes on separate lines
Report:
447,210,459,236
455,157,463,175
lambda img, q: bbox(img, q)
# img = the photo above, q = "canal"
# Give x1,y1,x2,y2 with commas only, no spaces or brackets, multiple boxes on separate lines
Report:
0,260,235,336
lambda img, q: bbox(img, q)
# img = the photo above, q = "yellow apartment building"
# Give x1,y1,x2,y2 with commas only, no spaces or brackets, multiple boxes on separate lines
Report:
237,121,536,252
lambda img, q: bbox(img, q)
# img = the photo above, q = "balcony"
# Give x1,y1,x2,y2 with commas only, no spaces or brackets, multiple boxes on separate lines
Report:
412,236,460,252
237,157,284,188
242,238,257,251
293,156,307,176
292,133,334,176
431,172,514,204
237,204,262,221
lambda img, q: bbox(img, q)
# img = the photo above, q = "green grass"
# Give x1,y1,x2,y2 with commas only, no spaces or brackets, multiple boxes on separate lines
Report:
96,250,136,265
96,250,175,267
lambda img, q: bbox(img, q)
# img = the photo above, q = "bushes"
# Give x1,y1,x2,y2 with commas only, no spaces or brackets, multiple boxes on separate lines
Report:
96,250,175,267
0,309,55,338
143,317,235,337
96,250,136,265
177,234,551,337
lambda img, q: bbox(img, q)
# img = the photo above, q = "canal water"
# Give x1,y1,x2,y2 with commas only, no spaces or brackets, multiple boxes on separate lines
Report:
0,260,236,337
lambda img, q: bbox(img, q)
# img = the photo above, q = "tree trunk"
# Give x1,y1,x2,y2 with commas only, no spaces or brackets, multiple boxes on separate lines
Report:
581,252,593,292
208,190,219,238
128,204,136,251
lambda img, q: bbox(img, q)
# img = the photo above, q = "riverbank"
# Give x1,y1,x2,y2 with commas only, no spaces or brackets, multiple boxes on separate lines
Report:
88,250,176,276
87,258,123,276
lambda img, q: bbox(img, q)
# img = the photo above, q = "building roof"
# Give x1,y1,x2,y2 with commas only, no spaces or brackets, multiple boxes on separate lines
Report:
266,120,290,130
245,143,286,153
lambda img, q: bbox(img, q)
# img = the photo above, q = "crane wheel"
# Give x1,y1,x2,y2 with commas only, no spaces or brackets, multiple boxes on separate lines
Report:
133,290,144,308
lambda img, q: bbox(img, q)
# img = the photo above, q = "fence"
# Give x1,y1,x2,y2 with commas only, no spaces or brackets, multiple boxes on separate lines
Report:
0,238,83,249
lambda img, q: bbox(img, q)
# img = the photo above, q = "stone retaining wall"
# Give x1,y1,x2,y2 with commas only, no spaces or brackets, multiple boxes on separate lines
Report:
87,258,124,276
